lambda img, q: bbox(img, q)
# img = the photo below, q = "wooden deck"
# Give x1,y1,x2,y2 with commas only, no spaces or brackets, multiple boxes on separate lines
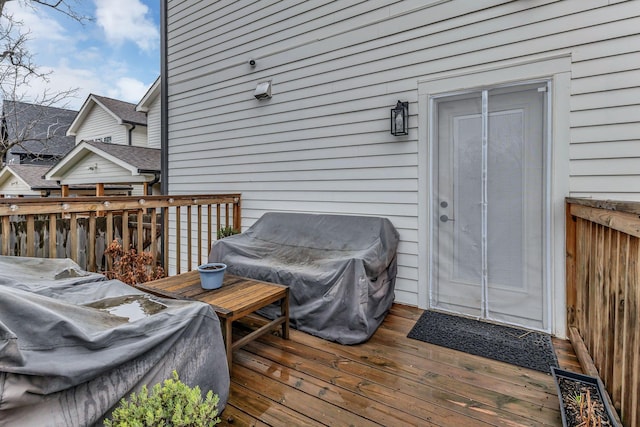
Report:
218,304,581,426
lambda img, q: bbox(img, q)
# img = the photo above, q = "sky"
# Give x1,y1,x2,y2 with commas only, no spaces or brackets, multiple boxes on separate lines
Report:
5,0,160,110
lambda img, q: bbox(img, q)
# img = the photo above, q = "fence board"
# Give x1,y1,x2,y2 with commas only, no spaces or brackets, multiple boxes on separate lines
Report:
566,198,639,427
48,214,56,259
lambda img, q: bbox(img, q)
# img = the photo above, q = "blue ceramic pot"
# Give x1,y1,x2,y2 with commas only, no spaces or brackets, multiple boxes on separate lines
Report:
197,263,227,290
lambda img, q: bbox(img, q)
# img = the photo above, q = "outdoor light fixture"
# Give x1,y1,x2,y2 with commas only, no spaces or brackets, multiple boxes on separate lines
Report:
254,81,272,99
390,100,409,136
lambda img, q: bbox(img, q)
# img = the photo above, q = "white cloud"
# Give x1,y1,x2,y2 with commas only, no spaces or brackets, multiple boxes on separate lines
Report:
12,63,102,109
4,3,69,42
113,77,149,103
0,1,158,111
95,0,159,51
14,60,154,110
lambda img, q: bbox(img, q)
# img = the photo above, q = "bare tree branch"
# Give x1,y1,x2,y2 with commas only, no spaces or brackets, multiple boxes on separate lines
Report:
0,0,85,163
0,0,92,23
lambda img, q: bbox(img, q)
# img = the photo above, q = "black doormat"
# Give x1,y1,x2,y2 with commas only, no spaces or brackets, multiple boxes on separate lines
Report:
407,310,558,374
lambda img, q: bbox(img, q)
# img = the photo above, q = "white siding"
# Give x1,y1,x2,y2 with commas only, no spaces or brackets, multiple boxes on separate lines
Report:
0,178,38,196
60,153,147,185
147,95,162,149
131,125,148,147
166,0,640,307
75,104,127,145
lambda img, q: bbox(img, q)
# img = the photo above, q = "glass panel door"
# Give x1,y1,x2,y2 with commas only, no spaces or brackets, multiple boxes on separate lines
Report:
432,83,549,331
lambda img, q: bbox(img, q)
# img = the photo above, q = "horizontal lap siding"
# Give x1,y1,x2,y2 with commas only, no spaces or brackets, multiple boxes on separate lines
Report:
75,105,126,146
147,98,162,149
62,154,143,185
130,126,148,147
569,9,640,200
0,179,37,196
166,0,640,306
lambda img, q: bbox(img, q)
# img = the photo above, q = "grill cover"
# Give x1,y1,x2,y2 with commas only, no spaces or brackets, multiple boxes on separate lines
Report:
209,212,399,344
0,256,230,426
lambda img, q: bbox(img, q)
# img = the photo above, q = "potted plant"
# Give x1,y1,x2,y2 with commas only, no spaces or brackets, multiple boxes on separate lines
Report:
217,226,239,240
104,240,165,286
197,262,227,290
551,367,620,427
104,370,220,426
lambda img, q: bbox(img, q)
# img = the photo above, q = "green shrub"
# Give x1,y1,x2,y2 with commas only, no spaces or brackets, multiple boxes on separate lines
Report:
217,226,240,240
104,370,220,427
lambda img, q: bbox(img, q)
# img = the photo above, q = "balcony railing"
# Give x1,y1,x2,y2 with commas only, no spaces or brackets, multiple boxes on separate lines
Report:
0,194,241,274
566,197,637,427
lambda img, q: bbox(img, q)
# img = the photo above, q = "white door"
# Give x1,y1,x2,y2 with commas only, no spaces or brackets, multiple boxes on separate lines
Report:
432,83,549,331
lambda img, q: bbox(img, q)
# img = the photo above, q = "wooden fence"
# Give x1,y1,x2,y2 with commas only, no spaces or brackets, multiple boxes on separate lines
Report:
566,198,639,427
0,194,241,274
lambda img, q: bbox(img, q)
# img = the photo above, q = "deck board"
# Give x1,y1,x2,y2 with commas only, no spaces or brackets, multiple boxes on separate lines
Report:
218,304,579,427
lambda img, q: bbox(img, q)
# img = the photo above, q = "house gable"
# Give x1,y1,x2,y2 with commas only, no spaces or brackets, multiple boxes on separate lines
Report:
0,167,33,196
0,164,58,196
60,152,147,185
46,140,160,184
70,103,127,145
67,95,148,147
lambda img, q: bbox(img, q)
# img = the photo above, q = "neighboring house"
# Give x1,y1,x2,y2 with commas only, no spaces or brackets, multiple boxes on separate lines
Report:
1,100,76,165
67,94,147,147
0,163,131,198
0,164,60,197
162,0,640,337
45,140,161,196
48,86,161,196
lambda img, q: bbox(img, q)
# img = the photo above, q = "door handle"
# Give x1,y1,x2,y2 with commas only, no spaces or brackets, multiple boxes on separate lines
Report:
440,214,454,222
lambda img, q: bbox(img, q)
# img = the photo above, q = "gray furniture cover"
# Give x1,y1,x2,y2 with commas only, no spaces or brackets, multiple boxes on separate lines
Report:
208,212,399,344
0,256,230,427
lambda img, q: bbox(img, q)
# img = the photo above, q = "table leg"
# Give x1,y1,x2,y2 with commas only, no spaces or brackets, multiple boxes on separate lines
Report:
282,289,290,340
223,319,233,373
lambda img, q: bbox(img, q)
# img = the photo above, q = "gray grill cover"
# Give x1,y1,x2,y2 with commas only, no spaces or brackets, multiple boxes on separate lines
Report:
208,212,399,344
0,256,230,427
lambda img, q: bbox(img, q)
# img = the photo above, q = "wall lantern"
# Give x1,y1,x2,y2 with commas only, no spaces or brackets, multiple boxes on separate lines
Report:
390,100,409,136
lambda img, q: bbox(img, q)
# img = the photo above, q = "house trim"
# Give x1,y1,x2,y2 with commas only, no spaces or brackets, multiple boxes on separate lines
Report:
160,0,168,195
417,53,571,337
137,77,161,113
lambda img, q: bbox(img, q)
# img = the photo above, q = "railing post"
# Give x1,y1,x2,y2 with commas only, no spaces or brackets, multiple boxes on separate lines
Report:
2,216,10,256
89,213,96,272
234,196,242,231
565,200,577,332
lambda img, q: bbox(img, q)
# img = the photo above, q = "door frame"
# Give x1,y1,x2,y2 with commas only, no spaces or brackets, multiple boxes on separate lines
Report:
416,53,571,337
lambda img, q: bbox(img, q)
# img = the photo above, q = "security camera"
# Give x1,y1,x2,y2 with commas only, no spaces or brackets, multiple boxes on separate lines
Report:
249,59,256,67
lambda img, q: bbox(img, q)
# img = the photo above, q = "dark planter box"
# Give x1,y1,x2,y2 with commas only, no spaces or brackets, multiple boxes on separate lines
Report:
551,367,620,427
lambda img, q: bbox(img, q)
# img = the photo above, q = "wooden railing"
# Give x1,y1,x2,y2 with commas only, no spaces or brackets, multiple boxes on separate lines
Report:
0,194,241,274
566,198,638,427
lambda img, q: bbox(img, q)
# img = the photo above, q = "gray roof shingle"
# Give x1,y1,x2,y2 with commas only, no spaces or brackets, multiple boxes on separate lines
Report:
6,164,58,189
92,95,147,126
86,140,160,172
2,100,76,157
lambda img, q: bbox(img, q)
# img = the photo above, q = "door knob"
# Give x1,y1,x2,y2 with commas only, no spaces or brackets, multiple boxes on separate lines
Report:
440,214,454,222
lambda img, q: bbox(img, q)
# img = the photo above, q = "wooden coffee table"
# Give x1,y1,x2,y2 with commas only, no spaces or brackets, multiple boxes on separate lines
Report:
138,270,289,373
